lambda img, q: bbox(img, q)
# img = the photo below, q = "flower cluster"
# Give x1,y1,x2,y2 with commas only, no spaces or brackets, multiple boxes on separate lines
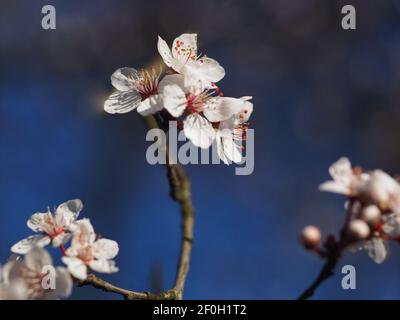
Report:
104,33,254,164
1,199,119,299
302,157,400,264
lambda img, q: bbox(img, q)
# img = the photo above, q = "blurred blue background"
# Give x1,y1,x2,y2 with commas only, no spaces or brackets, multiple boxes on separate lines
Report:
1,0,400,299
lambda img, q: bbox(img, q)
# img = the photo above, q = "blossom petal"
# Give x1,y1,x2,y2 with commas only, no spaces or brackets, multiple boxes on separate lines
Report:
172,33,198,66
54,267,73,298
137,95,164,116
11,235,51,255
0,279,28,300
157,36,174,68
216,130,242,164
55,199,83,228
204,97,244,123
92,239,119,260
182,57,225,88
329,157,353,185
52,233,72,248
111,67,138,91
162,84,187,117
27,212,52,233
89,260,118,274
364,237,389,264
183,113,216,149
382,213,400,237
158,74,187,93
62,257,87,280
104,90,142,114
25,247,53,272
70,219,96,252
319,181,350,195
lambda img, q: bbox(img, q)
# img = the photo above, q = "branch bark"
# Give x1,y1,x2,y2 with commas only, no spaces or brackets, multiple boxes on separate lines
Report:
79,115,194,300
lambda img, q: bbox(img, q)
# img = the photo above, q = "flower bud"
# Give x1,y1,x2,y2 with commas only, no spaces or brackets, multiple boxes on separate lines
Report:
360,205,381,226
347,219,370,240
300,226,321,249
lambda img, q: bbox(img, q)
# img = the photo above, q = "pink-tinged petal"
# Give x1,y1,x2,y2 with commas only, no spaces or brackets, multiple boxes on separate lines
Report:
61,257,87,280
137,95,164,116
104,90,142,114
364,237,389,264
216,130,242,165
111,67,139,91
89,260,118,274
92,239,119,260
71,219,96,250
11,235,51,255
162,84,187,117
204,97,244,123
25,247,53,272
157,36,174,68
182,57,225,88
55,199,83,228
52,233,72,248
183,114,216,149
172,33,198,66
27,212,53,233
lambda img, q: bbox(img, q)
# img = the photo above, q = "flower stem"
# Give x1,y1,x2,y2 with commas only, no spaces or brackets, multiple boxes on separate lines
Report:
79,115,195,300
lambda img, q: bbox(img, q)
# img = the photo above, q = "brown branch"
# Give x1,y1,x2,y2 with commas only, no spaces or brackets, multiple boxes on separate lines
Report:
79,115,194,300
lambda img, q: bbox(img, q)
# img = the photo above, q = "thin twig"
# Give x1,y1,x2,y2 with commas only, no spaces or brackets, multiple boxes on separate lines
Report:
297,201,354,300
297,248,340,300
79,115,194,300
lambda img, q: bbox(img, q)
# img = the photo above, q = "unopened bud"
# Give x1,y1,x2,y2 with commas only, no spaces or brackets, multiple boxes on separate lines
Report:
347,219,370,240
300,226,321,249
360,205,381,225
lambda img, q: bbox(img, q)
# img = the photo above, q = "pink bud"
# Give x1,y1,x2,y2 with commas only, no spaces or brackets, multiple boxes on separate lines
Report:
360,205,381,225
300,226,321,249
347,219,370,240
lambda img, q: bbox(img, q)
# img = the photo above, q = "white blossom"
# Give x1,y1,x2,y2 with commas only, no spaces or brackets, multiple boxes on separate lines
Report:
2,247,72,300
361,170,400,212
158,33,225,88
162,74,245,148
11,199,83,254
216,96,253,164
104,67,165,116
62,219,119,280
319,158,370,196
